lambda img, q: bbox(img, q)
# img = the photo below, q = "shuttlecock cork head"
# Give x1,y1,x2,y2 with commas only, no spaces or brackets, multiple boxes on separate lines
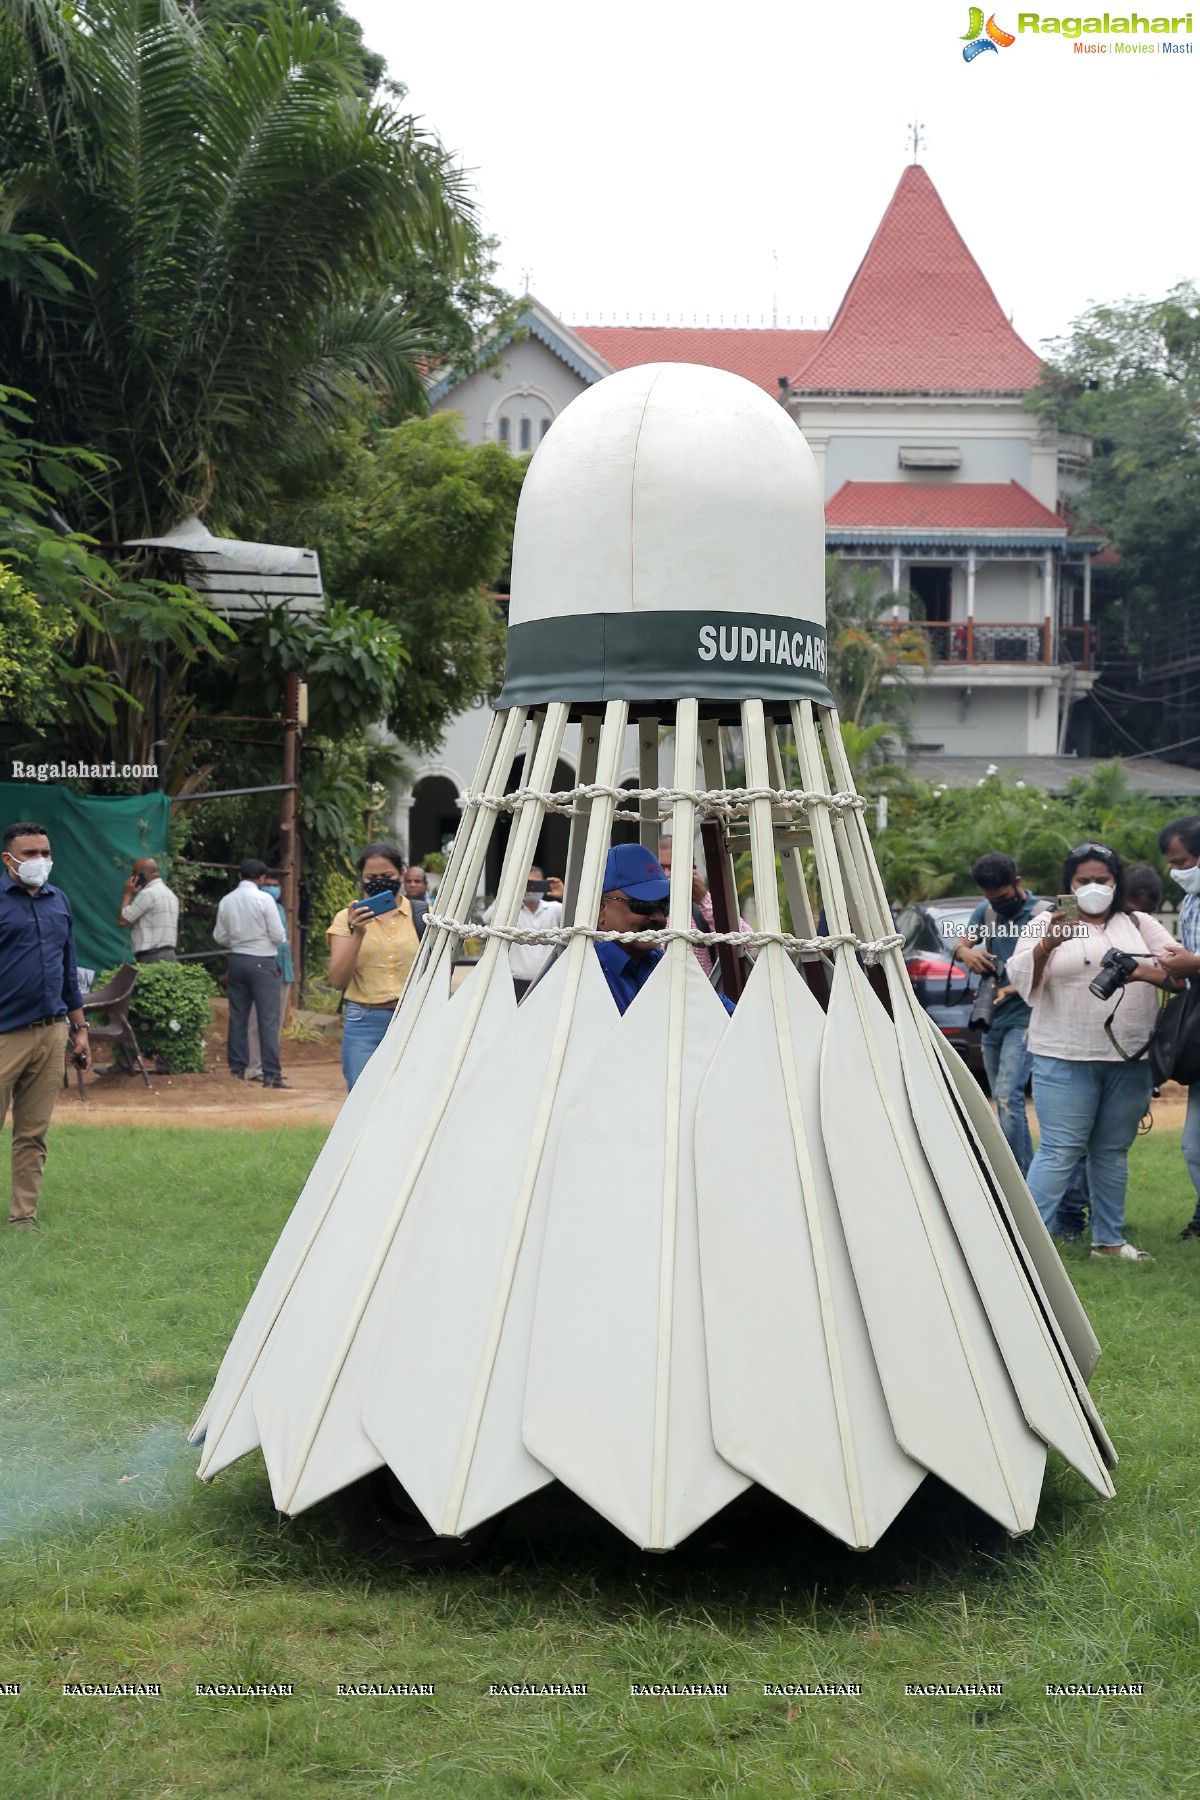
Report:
497,363,831,708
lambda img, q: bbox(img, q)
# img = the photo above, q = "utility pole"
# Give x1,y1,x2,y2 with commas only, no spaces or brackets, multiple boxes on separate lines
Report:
280,671,302,1006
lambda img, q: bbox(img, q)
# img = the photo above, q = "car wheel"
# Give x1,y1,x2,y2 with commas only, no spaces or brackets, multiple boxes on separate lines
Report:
327,1467,502,1566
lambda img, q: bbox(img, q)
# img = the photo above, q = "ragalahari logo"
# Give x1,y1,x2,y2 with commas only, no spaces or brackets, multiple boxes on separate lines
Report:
962,8,1017,57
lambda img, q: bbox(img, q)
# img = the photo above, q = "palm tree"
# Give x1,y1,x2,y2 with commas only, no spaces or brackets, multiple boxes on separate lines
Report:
0,0,481,542
824,555,934,733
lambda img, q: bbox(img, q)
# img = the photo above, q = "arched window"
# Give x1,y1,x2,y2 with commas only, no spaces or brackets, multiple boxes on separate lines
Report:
519,417,532,452
498,416,511,448
540,418,552,440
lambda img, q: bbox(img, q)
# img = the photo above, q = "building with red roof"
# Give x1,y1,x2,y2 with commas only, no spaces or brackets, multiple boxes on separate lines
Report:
577,326,824,397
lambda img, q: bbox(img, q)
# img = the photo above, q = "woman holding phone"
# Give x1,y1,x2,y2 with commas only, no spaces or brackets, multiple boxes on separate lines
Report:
328,841,420,1089
1008,841,1179,1262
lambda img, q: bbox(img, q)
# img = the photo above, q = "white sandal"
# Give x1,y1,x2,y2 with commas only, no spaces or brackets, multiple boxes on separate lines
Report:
1090,1243,1154,1262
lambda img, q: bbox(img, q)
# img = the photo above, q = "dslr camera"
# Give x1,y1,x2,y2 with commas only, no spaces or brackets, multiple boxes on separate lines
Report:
1088,947,1140,1002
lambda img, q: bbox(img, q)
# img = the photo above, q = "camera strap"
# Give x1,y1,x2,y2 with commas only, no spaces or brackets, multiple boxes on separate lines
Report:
1101,924,1163,1061
1102,997,1155,1063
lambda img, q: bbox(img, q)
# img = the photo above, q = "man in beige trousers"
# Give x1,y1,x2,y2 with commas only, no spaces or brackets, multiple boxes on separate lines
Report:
0,822,91,1228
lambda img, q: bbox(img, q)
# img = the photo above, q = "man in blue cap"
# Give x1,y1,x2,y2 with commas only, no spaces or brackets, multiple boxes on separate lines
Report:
595,844,735,1014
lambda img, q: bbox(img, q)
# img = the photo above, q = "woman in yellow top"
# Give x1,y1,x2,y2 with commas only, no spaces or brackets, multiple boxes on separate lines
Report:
328,841,421,1089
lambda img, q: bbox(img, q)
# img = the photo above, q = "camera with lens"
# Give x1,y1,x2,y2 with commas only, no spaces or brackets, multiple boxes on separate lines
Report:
969,968,1001,1032
1088,946,1140,1002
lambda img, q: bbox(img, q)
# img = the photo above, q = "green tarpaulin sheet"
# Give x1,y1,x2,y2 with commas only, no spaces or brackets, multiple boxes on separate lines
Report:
0,785,170,982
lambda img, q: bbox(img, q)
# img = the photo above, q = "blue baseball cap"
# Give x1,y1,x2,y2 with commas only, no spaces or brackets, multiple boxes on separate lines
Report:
603,844,670,902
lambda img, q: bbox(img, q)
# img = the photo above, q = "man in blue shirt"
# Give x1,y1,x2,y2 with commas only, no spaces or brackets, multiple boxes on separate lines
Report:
0,821,90,1227
595,844,736,1015
951,852,1047,1177
1156,815,1200,1239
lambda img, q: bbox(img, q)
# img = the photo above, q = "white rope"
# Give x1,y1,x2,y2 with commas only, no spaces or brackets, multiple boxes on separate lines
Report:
425,913,904,965
456,783,864,824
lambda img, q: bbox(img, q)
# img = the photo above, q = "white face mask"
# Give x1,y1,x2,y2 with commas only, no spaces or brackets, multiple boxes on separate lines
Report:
7,854,52,887
1075,881,1114,915
1170,864,1200,896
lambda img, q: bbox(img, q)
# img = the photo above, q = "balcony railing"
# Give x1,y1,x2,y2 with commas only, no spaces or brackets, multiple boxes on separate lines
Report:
892,621,1093,668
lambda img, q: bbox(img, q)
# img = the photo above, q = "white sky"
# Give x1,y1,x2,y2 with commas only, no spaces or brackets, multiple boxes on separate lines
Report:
349,0,1199,354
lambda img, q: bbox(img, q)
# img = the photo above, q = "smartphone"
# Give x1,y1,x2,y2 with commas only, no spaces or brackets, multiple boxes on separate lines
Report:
1056,892,1079,919
360,888,397,916
525,879,549,896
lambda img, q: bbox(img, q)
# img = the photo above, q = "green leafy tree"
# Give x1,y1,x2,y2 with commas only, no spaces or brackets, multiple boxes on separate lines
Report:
0,0,483,541
1033,284,1200,610
0,559,65,724
192,0,386,92
254,413,525,749
0,384,227,745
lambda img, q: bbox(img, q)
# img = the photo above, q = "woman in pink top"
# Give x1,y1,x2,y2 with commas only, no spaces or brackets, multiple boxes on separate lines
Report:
1008,842,1179,1263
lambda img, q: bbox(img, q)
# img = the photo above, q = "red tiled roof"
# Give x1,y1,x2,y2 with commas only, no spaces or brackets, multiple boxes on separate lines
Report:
574,325,825,395
791,167,1043,394
825,481,1066,532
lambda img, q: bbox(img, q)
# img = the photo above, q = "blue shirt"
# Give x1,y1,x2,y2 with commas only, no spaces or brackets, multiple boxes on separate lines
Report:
0,872,83,1032
594,941,736,1015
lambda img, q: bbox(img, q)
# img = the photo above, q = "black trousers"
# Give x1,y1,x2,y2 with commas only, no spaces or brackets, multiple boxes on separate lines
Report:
227,953,281,1081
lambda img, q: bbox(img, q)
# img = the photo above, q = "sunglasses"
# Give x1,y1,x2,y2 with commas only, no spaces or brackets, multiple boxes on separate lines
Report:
1071,842,1116,862
614,892,669,917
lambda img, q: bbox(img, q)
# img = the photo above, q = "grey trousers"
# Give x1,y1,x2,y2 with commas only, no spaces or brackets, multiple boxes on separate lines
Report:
227,954,282,1082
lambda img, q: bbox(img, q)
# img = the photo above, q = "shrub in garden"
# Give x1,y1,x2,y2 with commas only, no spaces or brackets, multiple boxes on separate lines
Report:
92,962,217,1074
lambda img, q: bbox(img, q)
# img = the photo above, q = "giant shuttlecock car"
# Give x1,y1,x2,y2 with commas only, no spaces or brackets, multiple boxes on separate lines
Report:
192,363,1115,1555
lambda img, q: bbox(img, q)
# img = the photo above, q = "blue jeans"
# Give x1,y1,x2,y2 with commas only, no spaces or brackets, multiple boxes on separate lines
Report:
1028,1055,1153,1248
341,1003,393,1090
980,1021,1033,1176
1184,1083,1200,1225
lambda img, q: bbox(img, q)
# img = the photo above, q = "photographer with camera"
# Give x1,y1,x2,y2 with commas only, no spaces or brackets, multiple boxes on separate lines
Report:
952,853,1049,1176
1155,817,1200,1240
328,842,420,1091
1008,842,1179,1263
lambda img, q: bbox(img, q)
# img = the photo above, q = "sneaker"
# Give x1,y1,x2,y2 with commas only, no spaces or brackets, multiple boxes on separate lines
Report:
1091,1243,1154,1263
8,1216,38,1229
1179,1220,1200,1241
263,1078,293,1090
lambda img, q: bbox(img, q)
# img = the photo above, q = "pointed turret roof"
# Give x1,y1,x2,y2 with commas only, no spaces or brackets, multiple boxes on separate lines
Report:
791,166,1042,394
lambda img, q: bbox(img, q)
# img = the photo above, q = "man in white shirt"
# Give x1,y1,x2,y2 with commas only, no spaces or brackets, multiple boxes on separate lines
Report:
118,858,180,962
213,859,289,1087
483,865,563,999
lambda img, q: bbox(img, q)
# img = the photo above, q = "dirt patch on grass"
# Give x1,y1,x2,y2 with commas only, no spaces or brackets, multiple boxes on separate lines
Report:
55,1002,347,1129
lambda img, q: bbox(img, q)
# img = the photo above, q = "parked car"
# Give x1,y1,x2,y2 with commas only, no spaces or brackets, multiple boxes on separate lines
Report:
895,896,987,1080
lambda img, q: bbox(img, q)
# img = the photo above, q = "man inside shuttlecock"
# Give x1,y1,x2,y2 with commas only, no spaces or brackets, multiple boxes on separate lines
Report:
595,844,735,1017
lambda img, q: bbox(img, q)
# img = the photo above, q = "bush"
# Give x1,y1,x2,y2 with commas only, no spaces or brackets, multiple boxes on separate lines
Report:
93,961,217,1073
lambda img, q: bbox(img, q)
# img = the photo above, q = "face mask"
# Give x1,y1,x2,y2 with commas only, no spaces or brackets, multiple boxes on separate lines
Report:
7,854,52,887
364,874,401,897
1170,865,1200,896
262,884,281,901
1075,882,1114,915
991,894,1024,919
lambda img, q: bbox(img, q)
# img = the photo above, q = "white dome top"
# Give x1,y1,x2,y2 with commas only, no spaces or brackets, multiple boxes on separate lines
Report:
498,363,831,709
510,363,824,626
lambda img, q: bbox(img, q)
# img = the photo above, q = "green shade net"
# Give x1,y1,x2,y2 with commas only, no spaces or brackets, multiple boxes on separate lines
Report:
0,785,170,982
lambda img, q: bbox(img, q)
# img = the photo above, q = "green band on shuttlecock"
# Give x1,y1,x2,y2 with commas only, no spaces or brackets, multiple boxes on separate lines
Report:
496,612,832,708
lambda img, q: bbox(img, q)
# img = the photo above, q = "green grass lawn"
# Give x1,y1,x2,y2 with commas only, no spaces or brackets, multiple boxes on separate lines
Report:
3,1122,1200,1799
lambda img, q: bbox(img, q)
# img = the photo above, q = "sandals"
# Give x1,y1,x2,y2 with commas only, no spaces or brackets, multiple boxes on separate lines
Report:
1090,1243,1154,1262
